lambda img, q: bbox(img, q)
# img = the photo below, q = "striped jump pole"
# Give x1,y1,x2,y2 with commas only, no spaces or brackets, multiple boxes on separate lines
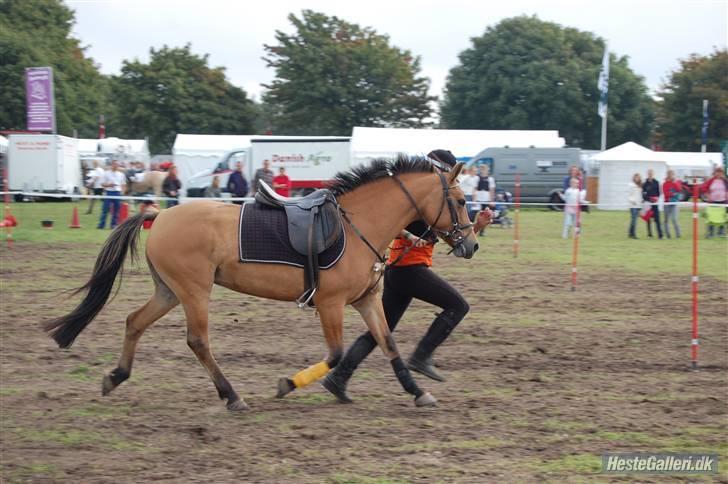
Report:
691,179,699,370
513,173,521,258
570,176,583,291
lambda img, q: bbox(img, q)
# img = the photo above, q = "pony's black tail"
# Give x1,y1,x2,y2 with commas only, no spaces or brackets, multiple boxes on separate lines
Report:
44,211,158,348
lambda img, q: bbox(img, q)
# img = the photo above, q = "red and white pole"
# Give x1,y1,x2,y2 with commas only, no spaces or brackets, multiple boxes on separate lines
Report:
691,179,699,370
570,176,583,291
513,173,521,258
2,164,12,249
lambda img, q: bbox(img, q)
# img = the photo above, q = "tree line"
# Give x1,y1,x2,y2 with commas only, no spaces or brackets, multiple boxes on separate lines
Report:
0,1,725,154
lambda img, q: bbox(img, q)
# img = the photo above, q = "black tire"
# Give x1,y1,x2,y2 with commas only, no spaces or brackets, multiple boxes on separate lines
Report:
549,192,564,211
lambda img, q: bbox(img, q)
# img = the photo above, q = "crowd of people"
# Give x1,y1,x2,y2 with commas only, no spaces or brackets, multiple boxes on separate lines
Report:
627,166,727,239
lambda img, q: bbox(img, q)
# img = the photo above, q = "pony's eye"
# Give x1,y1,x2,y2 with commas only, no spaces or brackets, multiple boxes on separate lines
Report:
457,199,466,207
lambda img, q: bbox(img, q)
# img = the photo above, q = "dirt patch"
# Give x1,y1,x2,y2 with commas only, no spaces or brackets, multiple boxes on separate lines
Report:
1,243,726,482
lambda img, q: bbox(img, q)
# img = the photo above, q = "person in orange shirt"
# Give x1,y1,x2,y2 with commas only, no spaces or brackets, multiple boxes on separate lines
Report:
323,149,492,403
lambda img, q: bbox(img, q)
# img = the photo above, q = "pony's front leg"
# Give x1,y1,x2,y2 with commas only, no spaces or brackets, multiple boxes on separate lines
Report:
276,303,344,398
352,293,437,407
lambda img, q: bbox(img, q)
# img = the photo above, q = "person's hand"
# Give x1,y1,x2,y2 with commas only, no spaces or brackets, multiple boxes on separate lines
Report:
477,209,493,227
412,238,429,248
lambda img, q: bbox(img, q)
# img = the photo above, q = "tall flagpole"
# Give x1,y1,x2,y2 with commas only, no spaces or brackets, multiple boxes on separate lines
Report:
598,44,610,151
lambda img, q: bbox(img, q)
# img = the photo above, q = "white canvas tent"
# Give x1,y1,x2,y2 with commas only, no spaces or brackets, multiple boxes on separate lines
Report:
350,127,565,165
77,137,150,164
172,134,256,184
594,142,667,210
654,151,719,180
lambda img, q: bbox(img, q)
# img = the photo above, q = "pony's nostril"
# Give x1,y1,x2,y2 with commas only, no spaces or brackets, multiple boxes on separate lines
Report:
473,243,479,253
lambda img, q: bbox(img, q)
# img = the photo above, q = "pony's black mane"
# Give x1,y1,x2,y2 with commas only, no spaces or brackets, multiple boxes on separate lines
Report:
327,154,436,197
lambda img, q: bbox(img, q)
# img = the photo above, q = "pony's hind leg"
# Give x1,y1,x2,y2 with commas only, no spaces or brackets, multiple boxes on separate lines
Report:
102,283,179,396
182,296,248,411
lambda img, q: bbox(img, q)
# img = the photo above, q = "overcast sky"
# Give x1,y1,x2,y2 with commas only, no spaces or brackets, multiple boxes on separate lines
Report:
67,0,726,101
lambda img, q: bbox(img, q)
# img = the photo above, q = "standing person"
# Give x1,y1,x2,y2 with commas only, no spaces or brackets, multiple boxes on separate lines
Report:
458,166,479,222
562,177,585,238
700,166,728,238
642,169,663,239
627,173,643,239
662,169,683,239
226,162,249,205
162,165,181,208
272,167,292,197
204,176,222,198
473,164,496,236
322,150,493,403
85,160,106,214
97,160,126,229
563,165,582,191
252,159,274,194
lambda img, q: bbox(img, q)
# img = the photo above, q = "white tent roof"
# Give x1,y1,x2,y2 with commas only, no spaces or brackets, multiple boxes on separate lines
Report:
350,127,565,160
591,142,657,161
77,138,101,155
654,151,721,168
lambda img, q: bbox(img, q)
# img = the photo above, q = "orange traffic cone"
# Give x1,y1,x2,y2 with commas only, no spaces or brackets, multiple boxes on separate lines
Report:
69,206,82,228
118,202,129,223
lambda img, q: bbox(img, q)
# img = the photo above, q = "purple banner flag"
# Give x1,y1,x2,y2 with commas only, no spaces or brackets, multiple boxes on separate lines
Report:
25,67,56,132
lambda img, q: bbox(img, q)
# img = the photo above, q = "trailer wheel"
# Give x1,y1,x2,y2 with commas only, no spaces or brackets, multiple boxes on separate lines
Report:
549,192,564,211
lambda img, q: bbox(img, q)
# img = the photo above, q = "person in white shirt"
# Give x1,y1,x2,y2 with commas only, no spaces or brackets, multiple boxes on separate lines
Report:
85,160,107,214
458,166,478,222
627,173,643,239
97,160,127,229
562,177,587,238
473,164,496,236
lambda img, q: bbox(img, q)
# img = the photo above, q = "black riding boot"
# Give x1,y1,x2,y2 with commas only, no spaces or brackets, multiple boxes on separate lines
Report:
321,333,376,403
407,311,460,382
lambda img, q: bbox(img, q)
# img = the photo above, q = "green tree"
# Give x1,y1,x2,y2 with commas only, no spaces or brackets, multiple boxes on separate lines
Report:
262,10,435,135
655,49,727,152
112,45,256,153
0,0,111,136
440,16,654,149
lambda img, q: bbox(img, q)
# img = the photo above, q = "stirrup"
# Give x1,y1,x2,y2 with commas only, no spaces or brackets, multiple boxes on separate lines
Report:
296,288,317,309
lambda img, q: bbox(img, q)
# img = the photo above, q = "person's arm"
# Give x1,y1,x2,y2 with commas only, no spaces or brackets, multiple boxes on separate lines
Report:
489,177,496,207
400,229,429,248
473,209,493,233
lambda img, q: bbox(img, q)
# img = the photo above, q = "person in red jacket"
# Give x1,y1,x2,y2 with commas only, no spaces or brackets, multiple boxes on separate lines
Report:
662,170,683,238
322,149,492,403
272,167,292,197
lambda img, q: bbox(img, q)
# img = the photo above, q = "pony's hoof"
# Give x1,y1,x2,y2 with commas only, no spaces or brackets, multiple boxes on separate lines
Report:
227,399,250,411
275,378,295,398
415,392,437,407
101,375,115,396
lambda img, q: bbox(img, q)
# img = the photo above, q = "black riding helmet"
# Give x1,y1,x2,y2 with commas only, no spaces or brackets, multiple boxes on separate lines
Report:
427,149,457,170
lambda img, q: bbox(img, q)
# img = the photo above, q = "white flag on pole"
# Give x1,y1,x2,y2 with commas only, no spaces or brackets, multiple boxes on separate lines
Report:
598,45,609,118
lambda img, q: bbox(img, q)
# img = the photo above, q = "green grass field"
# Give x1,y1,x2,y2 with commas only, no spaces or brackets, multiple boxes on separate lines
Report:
3,201,726,280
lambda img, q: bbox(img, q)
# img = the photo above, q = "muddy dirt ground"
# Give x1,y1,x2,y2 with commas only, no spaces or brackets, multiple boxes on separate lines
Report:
1,243,726,483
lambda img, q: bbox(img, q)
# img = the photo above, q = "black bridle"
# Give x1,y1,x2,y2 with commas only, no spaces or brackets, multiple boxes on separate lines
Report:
390,171,474,251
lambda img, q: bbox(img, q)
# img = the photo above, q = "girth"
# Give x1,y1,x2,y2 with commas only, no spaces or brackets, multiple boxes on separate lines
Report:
255,181,343,307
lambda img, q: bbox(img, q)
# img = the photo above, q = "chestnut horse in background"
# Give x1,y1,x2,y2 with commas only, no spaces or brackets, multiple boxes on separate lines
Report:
44,156,478,411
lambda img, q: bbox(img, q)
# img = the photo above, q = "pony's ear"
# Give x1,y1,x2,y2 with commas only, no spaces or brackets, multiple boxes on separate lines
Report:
448,162,465,181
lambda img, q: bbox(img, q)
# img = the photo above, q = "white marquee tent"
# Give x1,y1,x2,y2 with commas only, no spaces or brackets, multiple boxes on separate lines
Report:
77,137,150,164
350,127,566,165
173,134,257,184
595,142,720,209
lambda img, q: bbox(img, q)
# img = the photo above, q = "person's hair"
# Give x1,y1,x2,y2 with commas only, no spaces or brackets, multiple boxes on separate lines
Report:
167,165,178,180
279,167,285,173
479,164,490,175
211,176,220,188
666,169,675,180
633,173,642,186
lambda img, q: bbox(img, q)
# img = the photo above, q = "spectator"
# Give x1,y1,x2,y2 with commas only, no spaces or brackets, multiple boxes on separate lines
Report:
642,169,663,239
627,173,643,239
662,169,683,239
458,166,479,222
563,165,582,191
162,165,182,208
253,159,274,193
205,176,222,198
272,167,292,197
85,160,106,214
97,160,126,229
473,164,496,236
700,166,728,238
227,162,249,205
562,177,586,238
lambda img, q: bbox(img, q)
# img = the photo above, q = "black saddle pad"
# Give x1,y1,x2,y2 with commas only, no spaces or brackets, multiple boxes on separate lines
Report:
238,202,346,269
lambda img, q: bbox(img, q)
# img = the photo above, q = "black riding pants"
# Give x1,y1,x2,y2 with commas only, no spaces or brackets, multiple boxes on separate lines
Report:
338,265,470,371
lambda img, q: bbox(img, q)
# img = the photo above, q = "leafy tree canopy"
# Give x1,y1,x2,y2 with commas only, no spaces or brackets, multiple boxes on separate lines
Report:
441,15,654,149
655,49,727,152
112,45,256,153
262,10,435,135
0,0,111,137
